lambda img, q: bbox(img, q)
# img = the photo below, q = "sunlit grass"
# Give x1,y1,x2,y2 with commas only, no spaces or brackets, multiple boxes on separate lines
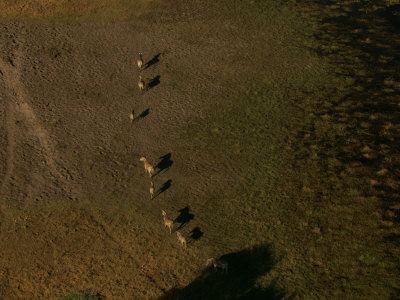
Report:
0,0,158,21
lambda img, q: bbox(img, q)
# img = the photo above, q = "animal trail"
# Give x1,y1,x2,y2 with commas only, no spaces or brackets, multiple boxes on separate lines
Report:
0,101,16,196
0,41,75,199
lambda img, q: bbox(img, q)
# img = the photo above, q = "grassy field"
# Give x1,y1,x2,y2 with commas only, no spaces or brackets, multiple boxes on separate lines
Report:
0,0,158,20
0,0,399,299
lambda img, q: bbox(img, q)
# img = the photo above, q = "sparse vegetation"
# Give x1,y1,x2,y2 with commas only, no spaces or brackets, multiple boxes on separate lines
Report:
58,288,105,300
0,0,398,299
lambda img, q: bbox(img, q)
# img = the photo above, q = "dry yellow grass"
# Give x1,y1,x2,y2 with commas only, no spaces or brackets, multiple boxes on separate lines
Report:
0,0,156,20
0,0,399,298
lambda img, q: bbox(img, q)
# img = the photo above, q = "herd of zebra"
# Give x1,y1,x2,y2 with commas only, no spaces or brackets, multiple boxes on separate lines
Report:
134,53,228,274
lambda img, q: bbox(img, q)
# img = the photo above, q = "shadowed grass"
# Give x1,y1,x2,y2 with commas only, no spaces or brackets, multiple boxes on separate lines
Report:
159,244,284,300
178,0,400,298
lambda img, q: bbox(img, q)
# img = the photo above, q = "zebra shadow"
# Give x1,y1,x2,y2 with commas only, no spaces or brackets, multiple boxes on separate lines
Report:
174,206,195,230
154,153,173,176
134,108,150,122
144,53,161,70
153,179,172,199
147,75,160,90
188,226,203,243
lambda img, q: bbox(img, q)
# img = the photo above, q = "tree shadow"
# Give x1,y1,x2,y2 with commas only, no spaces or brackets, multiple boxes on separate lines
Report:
188,226,203,241
174,206,194,230
154,153,173,175
135,108,150,122
144,53,161,70
381,4,400,31
386,233,400,243
158,244,286,300
147,75,161,90
293,1,400,239
154,179,172,199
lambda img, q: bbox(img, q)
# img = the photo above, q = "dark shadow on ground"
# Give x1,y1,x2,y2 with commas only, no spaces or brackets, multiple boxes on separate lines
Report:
158,244,286,300
148,75,161,90
154,153,173,176
188,226,203,241
144,53,161,70
135,108,150,122
381,4,400,31
174,206,194,230
154,179,172,199
295,0,400,244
